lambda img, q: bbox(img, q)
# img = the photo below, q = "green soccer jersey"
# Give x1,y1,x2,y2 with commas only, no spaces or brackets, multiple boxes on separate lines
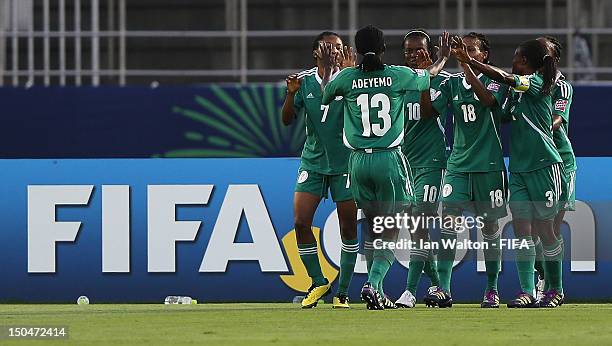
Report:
552,75,576,172
432,73,508,172
502,73,562,172
401,71,450,169
322,65,430,150
293,67,350,175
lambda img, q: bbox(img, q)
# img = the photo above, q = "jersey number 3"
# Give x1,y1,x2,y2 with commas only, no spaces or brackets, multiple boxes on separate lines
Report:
357,93,391,137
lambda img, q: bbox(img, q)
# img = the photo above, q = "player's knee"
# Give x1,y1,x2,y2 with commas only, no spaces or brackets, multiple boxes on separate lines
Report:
294,217,312,234
482,221,499,236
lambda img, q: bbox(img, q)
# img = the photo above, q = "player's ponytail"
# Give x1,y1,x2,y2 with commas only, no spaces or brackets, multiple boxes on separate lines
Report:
518,39,558,96
541,54,556,95
355,25,386,72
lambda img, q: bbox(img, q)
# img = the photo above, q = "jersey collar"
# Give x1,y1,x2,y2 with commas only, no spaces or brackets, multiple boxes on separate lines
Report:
314,67,340,85
461,73,484,89
555,70,566,83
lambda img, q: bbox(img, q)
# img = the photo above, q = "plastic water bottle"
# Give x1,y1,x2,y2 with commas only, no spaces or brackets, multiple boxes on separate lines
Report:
164,296,195,304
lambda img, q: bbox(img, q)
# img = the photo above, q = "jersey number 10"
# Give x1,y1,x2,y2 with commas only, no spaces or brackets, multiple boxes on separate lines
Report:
357,93,391,137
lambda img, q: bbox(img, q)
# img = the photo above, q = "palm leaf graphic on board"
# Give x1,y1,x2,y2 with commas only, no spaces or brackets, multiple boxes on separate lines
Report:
162,84,305,158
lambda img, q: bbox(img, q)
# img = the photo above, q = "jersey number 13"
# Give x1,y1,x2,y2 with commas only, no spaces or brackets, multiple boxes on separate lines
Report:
357,93,391,137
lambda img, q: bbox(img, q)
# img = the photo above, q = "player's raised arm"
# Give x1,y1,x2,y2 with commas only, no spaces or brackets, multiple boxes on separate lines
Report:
339,45,357,70
454,42,515,87
451,36,497,107
319,42,337,94
281,74,302,126
424,31,451,78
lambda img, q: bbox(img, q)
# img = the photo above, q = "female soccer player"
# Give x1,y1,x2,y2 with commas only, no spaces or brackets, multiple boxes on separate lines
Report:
320,25,450,310
531,36,575,307
281,31,358,309
395,29,449,309
419,33,508,308
453,39,563,308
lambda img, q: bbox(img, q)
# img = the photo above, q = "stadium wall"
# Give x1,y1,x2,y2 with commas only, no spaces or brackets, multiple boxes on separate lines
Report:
0,84,611,158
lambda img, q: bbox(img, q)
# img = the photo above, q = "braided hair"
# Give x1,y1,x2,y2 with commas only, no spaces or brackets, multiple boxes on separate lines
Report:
355,25,386,72
541,35,563,62
518,39,557,95
463,32,491,64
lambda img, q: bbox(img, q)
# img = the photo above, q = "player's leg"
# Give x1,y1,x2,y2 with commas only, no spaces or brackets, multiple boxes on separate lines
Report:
397,167,442,308
427,170,469,308
415,167,443,288
359,150,411,310
547,168,574,297
330,174,358,308
294,169,329,308
533,233,546,299
507,172,539,308
534,163,565,307
472,170,508,308
532,174,551,297
348,151,386,310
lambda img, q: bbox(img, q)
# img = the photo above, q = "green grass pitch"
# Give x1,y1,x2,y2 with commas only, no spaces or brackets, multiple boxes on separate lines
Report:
1,304,611,345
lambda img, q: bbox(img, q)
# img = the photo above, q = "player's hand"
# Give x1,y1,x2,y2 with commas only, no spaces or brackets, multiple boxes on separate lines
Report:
339,45,357,69
416,50,433,69
285,74,302,94
436,31,451,60
451,36,471,64
319,42,338,70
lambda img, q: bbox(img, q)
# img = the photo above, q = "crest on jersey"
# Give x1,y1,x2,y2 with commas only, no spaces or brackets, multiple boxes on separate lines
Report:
555,99,568,112
297,170,309,183
416,69,426,77
487,82,500,92
430,89,442,101
442,184,453,197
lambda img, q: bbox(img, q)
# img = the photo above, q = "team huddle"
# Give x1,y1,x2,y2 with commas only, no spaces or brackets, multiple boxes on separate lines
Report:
281,25,575,310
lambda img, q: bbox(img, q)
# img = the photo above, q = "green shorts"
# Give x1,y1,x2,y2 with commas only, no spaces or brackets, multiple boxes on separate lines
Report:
348,148,413,215
561,169,576,211
509,163,564,220
294,167,353,202
441,169,508,221
411,167,445,216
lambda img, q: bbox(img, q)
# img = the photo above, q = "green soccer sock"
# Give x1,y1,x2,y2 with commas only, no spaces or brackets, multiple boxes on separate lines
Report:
297,242,326,286
336,238,359,296
437,228,457,293
515,235,536,295
423,249,440,287
406,248,428,294
543,237,564,293
483,231,502,292
368,248,395,291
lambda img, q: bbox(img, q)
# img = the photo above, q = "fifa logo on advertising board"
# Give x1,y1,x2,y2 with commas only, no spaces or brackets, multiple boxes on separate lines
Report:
27,185,596,293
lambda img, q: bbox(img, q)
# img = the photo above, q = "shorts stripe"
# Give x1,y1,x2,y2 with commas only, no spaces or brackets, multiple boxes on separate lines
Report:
399,152,414,196
501,170,507,198
569,171,576,197
555,164,562,202
440,228,456,236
